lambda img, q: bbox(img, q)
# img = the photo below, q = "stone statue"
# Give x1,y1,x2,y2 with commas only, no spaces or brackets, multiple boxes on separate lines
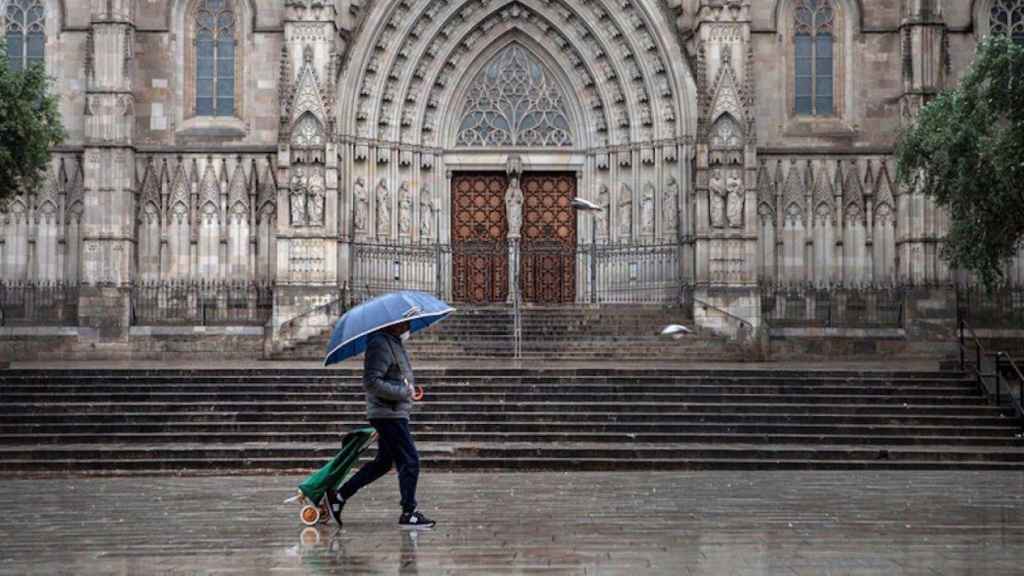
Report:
398,181,413,236
289,169,307,227
641,182,656,234
709,169,726,229
354,177,368,232
419,186,434,240
307,170,324,226
596,183,610,239
726,171,743,229
376,178,391,239
505,173,524,239
664,176,678,237
618,183,633,238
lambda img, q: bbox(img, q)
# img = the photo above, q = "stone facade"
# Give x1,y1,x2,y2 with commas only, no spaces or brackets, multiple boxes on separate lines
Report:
1,0,1023,348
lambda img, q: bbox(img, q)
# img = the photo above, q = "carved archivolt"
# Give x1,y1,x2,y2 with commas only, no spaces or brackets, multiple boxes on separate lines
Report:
342,0,695,148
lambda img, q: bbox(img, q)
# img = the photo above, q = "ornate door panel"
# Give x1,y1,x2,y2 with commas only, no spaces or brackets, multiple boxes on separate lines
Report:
520,172,576,304
451,173,509,304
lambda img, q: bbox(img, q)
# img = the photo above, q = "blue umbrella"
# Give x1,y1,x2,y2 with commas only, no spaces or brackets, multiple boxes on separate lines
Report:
323,291,455,366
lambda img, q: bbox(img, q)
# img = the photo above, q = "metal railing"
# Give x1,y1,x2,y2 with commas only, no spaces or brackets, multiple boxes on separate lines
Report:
130,280,274,326
956,284,1024,330
351,240,686,305
761,283,904,329
0,281,79,326
958,319,1024,424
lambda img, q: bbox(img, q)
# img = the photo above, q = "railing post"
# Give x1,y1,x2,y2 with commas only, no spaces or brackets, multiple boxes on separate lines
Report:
995,354,1002,406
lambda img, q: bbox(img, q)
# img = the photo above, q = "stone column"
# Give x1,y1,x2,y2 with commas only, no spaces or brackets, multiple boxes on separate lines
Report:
692,0,761,336
78,0,136,337
271,0,344,349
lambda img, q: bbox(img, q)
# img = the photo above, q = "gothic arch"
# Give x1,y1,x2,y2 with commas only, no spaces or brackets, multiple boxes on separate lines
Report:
170,0,255,136
769,0,863,33
340,0,698,148
974,0,1024,38
0,0,64,78
442,34,588,150
165,0,256,33
772,0,859,124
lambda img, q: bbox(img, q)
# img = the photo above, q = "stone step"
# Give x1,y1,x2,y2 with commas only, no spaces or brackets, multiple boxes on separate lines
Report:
0,368,964,378
2,421,1017,438
4,443,1024,473
2,431,1019,447
0,392,988,405
6,410,1008,427
0,384,979,396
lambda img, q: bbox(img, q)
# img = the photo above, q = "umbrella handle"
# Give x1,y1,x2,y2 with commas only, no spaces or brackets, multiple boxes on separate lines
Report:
413,386,424,401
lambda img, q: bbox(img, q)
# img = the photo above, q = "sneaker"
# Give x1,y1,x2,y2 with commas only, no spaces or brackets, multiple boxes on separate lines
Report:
399,510,435,530
324,490,346,527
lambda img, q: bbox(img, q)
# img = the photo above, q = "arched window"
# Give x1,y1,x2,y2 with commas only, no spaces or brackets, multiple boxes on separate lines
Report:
4,0,45,72
194,0,235,117
794,0,834,116
991,0,1024,43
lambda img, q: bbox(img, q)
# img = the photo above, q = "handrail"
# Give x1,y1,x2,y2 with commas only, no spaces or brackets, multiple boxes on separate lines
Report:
996,352,1024,422
278,286,348,339
693,296,754,331
958,319,1024,426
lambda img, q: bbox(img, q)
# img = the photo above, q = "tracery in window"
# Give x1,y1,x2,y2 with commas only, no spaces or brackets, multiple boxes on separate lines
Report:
794,0,834,116
991,0,1024,44
4,0,45,72
194,0,236,117
456,44,573,148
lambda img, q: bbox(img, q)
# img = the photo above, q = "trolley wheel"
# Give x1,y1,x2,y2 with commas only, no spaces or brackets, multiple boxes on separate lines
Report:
300,526,322,546
300,504,321,526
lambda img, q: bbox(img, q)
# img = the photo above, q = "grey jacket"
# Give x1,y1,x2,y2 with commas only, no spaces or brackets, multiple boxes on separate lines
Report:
362,331,415,420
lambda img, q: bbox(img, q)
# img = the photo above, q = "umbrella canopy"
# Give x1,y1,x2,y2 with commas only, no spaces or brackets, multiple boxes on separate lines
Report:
323,291,455,366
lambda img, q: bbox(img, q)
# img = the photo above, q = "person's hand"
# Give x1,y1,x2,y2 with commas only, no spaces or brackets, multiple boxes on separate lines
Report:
406,381,415,399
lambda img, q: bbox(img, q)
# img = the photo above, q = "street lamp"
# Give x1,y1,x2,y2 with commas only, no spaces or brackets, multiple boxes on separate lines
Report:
571,197,603,304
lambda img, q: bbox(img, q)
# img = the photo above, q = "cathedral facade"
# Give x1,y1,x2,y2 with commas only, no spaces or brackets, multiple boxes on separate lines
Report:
1,0,1022,349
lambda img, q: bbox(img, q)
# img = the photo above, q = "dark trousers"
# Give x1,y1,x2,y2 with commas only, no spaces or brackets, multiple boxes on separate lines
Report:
338,418,420,513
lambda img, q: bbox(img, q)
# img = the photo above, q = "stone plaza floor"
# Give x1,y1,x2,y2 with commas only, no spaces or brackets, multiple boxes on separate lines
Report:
1,471,1023,575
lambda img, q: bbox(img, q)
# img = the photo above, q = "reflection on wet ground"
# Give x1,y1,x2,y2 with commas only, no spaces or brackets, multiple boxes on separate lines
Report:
2,471,1023,575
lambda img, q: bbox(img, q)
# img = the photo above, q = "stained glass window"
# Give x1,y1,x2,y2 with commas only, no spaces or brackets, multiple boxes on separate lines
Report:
991,0,1024,44
4,0,45,72
194,0,235,117
794,0,834,116
457,44,573,147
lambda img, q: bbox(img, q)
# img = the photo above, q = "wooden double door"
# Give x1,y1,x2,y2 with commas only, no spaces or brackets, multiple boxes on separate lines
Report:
451,171,576,304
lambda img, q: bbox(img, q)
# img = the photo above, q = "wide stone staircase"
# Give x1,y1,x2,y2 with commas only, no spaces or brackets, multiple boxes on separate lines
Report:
2,367,1023,474
279,304,747,361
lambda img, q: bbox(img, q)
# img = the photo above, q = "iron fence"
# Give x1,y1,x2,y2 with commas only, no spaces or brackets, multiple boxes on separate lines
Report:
130,281,274,326
351,242,450,304
591,241,685,304
351,240,688,305
0,281,79,326
957,285,1024,330
761,283,905,329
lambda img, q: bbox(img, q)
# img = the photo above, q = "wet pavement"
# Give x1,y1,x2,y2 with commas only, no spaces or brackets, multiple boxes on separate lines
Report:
2,471,1024,575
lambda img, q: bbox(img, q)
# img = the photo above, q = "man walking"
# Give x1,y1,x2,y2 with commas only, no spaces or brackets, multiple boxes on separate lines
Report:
325,320,436,530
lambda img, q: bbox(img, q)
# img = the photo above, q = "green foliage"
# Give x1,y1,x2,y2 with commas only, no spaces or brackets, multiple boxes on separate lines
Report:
0,42,66,202
896,35,1024,288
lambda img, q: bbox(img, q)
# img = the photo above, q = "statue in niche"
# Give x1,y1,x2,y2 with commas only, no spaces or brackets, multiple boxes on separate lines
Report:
354,177,369,232
596,183,610,239
641,183,656,234
376,178,391,239
618,183,633,238
709,169,726,229
726,171,743,229
398,181,413,236
307,169,324,226
505,172,524,240
290,169,308,227
420,187,435,241
664,176,679,237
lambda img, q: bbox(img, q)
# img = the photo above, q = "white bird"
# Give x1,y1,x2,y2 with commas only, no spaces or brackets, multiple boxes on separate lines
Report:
660,324,692,339
570,197,602,211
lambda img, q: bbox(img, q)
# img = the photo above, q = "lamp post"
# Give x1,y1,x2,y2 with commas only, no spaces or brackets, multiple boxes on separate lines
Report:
571,197,603,304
